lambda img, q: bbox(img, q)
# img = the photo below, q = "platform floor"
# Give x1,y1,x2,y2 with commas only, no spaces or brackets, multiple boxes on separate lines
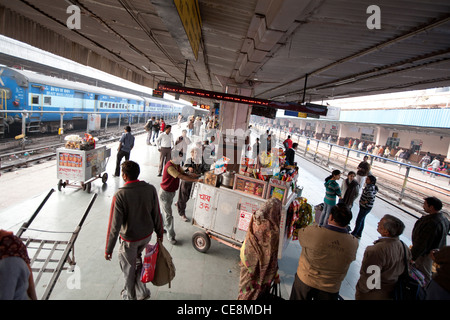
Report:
0,123,440,301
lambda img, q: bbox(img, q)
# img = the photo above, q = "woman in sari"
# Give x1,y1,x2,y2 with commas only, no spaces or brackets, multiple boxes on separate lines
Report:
238,197,282,300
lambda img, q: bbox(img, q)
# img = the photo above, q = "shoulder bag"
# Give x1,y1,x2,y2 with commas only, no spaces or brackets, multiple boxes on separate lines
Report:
393,241,426,300
151,239,176,288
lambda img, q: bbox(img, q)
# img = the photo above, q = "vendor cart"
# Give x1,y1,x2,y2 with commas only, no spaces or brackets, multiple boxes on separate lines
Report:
16,189,97,300
56,146,111,193
190,181,296,259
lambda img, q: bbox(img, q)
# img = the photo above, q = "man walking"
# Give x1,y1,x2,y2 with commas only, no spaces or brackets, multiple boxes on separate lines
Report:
105,161,164,300
114,126,135,177
156,125,174,177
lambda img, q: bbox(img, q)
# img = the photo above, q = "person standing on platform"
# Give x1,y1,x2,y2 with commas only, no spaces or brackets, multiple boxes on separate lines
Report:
187,116,194,137
238,197,282,300
177,113,182,128
383,146,390,163
419,152,432,174
355,156,371,193
174,129,192,166
156,125,174,177
194,117,202,136
430,157,441,178
285,143,298,166
252,138,260,163
105,160,164,300
175,148,204,222
159,118,166,133
355,214,409,300
318,170,342,226
144,117,153,145
159,150,203,245
283,135,293,151
425,246,450,300
290,203,358,300
351,175,378,239
339,171,359,210
377,145,384,161
411,197,449,283
114,126,135,177
151,118,160,144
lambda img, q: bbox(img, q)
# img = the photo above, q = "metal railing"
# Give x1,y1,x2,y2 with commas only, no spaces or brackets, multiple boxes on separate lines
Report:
254,123,450,213
1,109,178,139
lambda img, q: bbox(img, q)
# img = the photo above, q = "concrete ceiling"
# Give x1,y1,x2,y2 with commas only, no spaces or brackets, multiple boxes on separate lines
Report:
0,0,449,105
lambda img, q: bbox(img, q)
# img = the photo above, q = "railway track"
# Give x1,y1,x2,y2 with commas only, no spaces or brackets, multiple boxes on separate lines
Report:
0,125,148,172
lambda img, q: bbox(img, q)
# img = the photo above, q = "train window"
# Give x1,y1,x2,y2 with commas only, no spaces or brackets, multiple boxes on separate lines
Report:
32,95,39,105
100,102,103,108
44,96,51,105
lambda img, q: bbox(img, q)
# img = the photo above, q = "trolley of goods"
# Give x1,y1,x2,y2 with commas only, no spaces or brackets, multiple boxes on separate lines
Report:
190,148,313,257
56,134,111,193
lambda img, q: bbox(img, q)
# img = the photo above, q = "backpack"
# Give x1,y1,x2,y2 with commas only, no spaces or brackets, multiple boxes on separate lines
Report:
144,120,152,131
151,239,176,288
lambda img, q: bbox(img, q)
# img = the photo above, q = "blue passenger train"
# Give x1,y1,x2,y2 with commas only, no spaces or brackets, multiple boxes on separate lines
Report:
0,66,193,134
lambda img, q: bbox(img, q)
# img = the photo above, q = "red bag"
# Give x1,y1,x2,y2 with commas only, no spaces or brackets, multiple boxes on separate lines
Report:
140,242,159,283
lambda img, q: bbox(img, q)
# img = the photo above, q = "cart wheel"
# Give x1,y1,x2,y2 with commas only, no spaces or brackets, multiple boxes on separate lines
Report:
58,179,64,191
102,173,108,184
192,231,211,253
85,182,91,193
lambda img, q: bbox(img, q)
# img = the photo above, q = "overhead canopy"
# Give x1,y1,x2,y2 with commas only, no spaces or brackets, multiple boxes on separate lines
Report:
0,0,449,104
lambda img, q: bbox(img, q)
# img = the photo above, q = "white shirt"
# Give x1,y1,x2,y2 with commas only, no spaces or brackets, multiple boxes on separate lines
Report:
157,132,173,148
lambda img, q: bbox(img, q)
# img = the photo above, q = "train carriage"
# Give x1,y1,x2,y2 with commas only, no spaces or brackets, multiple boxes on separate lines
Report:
0,66,191,135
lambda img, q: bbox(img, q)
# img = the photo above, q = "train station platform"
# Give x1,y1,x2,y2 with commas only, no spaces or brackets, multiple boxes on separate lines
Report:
0,123,440,301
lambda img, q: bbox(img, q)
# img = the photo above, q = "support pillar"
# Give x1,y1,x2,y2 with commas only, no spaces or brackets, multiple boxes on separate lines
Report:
217,86,252,172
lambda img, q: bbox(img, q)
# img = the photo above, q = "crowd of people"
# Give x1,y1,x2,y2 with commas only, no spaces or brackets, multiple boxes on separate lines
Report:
105,114,219,299
237,139,449,301
1,118,449,301
344,138,449,177
290,152,449,300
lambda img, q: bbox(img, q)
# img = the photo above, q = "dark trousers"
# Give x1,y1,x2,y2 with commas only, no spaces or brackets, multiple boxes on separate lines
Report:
351,206,372,238
115,150,130,176
290,273,339,300
175,181,193,216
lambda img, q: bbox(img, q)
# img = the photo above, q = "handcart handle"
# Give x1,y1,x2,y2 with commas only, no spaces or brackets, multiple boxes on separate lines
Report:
41,192,98,300
78,193,98,228
16,188,55,238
